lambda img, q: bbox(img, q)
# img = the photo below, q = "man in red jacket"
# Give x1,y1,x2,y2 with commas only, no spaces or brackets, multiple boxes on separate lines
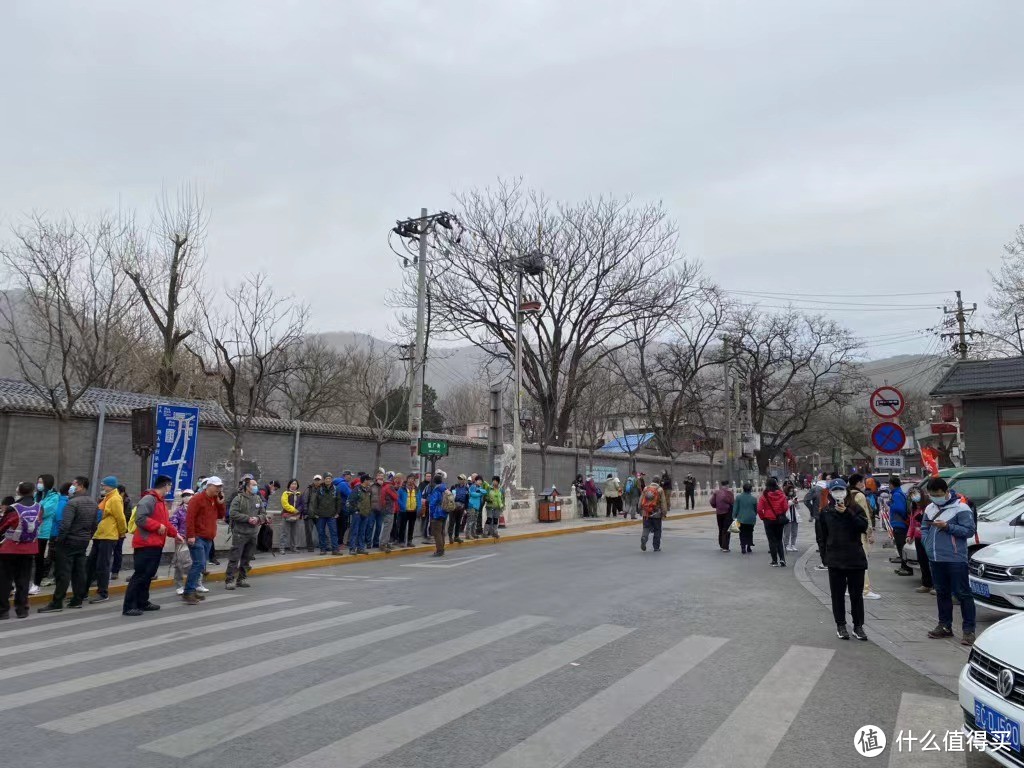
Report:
123,475,183,617
182,476,225,605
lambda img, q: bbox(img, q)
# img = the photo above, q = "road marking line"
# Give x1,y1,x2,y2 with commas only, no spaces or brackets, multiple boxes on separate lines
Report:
888,692,963,767
0,601,363,710
47,607,463,734
480,634,729,768
0,594,237,641
140,614,549,757
400,553,498,569
683,645,834,768
274,624,634,768
3,597,295,674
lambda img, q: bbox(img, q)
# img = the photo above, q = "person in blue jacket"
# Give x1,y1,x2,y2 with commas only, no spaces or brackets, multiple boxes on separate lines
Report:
32,474,61,594
467,476,487,540
428,473,448,557
449,475,470,545
331,471,352,547
920,476,977,646
889,476,913,576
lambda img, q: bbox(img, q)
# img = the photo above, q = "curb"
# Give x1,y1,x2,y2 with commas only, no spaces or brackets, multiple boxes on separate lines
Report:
28,509,716,607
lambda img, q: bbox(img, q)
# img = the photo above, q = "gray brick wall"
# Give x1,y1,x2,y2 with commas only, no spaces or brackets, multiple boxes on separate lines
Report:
0,412,714,498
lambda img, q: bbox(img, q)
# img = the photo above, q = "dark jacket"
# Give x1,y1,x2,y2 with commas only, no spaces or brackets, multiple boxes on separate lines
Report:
308,485,339,519
229,492,269,533
710,488,734,515
57,494,99,544
815,502,869,570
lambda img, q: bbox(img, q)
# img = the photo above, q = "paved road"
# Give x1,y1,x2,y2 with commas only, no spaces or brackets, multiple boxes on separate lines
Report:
2,520,981,768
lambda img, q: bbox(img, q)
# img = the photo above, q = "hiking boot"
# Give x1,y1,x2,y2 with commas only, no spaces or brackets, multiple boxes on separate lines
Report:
779,561,787,568
357,549,368,555
961,632,976,646
331,549,343,556
194,592,207,601
225,580,236,591
236,580,251,588
454,538,463,544
88,595,109,604
641,540,647,551
37,603,63,614
927,624,953,639
836,624,850,640
67,601,83,609
894,567,914,576
915,585,932,593
123,608,143,617
142,603,161,611
852,626,869,642
15,609,28,619
182,593,201,606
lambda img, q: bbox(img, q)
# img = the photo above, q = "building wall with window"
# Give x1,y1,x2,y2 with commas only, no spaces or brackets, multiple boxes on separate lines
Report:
963,397,1024,466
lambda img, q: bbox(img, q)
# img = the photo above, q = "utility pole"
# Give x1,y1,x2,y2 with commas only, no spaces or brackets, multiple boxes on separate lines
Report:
409,208,429,475
942,290,977,360
722,337,733,485
513,268,524,489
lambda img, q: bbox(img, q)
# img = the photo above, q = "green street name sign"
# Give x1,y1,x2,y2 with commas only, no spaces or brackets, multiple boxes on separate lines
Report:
418,438,450,457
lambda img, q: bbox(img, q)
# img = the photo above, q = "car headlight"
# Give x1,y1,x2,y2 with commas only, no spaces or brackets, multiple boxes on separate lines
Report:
1009,566,1024,581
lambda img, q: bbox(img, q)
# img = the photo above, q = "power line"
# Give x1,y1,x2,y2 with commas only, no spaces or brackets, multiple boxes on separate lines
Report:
722,288,952,298
724,291,942,309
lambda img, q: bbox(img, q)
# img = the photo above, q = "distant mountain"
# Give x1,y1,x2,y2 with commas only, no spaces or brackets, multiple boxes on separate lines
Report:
856,354,950,395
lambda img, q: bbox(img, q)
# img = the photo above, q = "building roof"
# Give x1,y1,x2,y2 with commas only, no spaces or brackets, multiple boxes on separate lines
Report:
930,358,1024,398
596,433,656,453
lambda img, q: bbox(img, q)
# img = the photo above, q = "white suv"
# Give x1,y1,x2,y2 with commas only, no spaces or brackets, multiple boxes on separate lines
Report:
969,539,1024,615
959,612,1024,766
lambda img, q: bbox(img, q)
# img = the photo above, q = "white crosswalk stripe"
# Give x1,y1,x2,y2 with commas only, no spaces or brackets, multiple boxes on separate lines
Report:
46,608,475,734
1,598,320,680
683,646,835,768
0,603,400,711
888,692,965,767
140,613,550,757
4,594,273,654
275,623,634,768
480,634,729,768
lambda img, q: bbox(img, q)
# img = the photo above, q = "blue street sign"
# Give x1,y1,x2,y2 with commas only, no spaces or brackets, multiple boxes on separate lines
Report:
150,404,201,495
871,422,906,455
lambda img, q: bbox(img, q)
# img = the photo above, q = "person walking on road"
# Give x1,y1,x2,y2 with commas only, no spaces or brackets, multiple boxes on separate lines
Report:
710,480,735,552
757,477,790,568
38,476,97,613
847,474,881,601
0,483,42,619
85,475,127,604
622,473,641,520
123,475,182,616
428,473,449,557
485,476,504,538
732,482,758,554
225,477,270,589
182,476,224,605
815,478,870,641
639,479,667,552
683,474,696,510
889,476,913,577
920,477,977,646
907,486,933,594
603,474,622,517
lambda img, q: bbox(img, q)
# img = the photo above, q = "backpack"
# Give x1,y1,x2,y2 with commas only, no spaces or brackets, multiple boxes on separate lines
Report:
4,503,41,543
640,484,661,516
624,477,635,495
127,506,138,534
441,489,457,513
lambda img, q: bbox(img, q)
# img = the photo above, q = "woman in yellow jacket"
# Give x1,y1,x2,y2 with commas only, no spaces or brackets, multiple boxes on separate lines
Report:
86,475,127,603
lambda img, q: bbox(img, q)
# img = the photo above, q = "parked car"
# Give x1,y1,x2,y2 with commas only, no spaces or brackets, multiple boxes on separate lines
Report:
968,538,1024,615
977,487,1024,548
915,466,1024,510
959,610,1024,763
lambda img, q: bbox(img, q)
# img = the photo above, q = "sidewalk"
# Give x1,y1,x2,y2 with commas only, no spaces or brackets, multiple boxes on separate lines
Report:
795,535,1000,694
29,507,715,606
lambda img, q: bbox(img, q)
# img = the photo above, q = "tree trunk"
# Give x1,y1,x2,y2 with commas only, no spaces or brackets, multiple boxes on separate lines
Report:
539,444,548,491
374,442,383,474
56,413,69,482
157,349,179,397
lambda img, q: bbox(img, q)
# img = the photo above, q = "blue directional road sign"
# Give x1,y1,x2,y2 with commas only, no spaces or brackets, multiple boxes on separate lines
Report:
151,404,200,495
871,422,906,455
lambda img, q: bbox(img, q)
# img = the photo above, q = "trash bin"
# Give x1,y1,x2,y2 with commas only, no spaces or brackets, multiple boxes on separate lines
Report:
538,486,562,522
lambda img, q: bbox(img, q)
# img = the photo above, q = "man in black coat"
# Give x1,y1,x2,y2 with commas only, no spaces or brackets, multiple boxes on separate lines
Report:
815,478,869,641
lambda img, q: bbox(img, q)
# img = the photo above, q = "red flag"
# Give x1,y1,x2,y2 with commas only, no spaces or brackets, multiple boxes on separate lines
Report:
921,446,939,476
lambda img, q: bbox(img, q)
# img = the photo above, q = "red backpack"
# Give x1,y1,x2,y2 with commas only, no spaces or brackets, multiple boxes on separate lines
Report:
640,485,661,516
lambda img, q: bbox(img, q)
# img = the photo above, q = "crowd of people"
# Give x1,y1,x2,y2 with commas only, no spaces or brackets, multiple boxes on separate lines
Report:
573,470,675,518
0,467,509,619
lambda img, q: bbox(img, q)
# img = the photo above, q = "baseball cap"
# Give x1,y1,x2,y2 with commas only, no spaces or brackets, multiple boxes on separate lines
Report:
206,476,224,487
240,473,255,482
180,488,195,498
313,474,323,481
829,479,848,491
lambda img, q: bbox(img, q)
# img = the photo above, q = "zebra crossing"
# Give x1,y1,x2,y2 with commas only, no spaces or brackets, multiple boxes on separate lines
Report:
2,596,967,768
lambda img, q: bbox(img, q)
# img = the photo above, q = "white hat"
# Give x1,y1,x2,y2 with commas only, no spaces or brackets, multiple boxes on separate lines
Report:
313,474,323,481
179,488,195,498
206,476,224,487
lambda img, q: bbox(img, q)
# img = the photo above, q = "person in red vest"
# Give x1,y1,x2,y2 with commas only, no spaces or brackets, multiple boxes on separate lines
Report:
123,475,183,617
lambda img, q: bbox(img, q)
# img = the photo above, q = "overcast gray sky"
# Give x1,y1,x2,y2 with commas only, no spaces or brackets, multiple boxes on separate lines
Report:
2,0,1022,360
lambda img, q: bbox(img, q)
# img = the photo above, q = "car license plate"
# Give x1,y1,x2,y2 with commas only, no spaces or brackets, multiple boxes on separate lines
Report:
970,578,990,598
975,700,1022,752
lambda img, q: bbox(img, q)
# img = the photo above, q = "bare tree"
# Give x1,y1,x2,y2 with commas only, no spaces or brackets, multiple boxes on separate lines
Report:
986,224,1024,355
122,185,208,396
188,274,308,485
350,340,404,470
0,213,141,477
436,378,490,432
268,336,359,422
728,307,862,476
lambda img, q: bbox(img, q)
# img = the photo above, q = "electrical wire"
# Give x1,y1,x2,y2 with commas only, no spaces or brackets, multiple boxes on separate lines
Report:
722,288,952,299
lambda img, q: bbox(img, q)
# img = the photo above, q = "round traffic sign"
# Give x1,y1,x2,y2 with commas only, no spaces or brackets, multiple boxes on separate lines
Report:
869,386,905,419
871,422,906,455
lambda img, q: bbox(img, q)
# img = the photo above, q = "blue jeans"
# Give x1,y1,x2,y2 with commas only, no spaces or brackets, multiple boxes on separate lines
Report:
185,537,212,593
931,560,976,632
349,514,367,552
369,510,384,548
316,517,339,552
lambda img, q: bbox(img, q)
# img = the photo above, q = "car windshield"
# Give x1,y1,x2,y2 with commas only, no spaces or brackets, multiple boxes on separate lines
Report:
976,484,1024,520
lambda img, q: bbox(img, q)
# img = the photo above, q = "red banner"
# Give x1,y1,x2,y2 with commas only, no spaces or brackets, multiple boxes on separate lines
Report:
920,446,940,476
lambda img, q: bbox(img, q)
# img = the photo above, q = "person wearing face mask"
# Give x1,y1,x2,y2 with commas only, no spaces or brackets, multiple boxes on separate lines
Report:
30,474,59,595
920,477,977,646
889,476,913,577
847,474,881,601
38,476,98,613
225,475,271,589
815,479,870,641
906,486,933,594
756,477,790,567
